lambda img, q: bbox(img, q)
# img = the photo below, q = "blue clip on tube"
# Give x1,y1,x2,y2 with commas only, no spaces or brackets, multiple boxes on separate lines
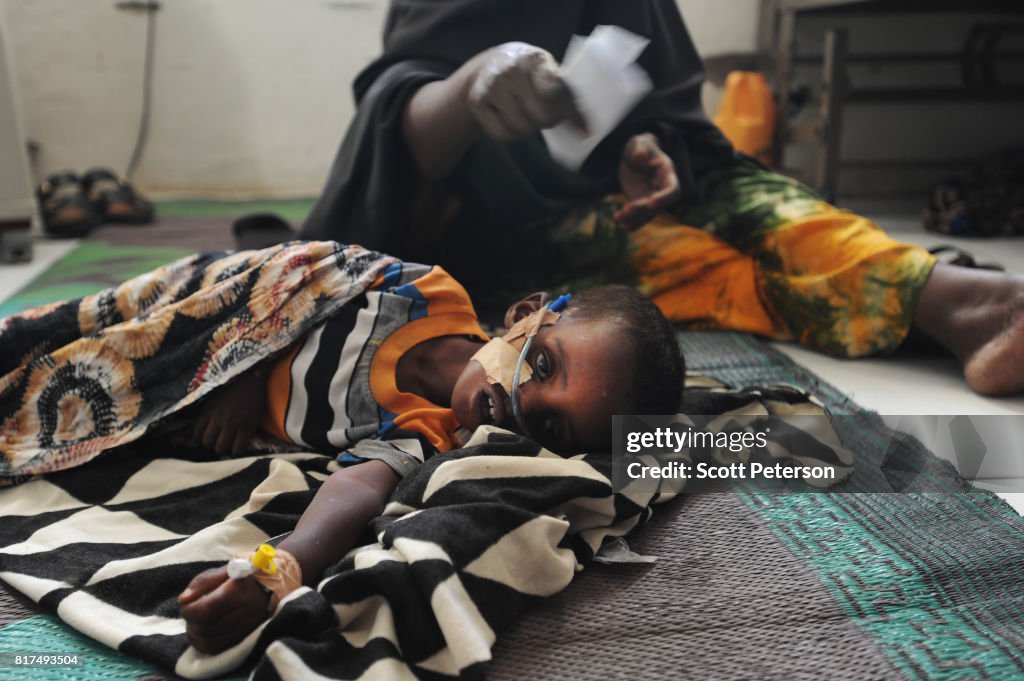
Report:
510,293,572,434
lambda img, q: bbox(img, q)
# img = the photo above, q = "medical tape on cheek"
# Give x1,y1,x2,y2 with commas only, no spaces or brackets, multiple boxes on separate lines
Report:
470,308,561,393
470,337,532,394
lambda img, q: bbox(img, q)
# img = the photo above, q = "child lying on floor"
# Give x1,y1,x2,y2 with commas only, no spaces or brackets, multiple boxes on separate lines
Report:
0,241,681,653
161,258,683,654
0,239,683,655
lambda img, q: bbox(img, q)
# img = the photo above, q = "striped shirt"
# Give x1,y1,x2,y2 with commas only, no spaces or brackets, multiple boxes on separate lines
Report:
261,262,488,475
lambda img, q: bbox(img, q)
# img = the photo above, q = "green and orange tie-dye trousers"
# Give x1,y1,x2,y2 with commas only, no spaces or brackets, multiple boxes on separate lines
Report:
545,159,937,358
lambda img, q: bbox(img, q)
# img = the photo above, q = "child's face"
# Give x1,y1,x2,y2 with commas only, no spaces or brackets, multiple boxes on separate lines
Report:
452,314,633,453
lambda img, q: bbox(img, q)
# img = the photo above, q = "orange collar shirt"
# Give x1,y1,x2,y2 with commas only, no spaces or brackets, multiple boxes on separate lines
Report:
262,262,488,476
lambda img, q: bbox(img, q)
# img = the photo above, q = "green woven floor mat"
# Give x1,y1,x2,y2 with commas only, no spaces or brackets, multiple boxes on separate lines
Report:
745,492,1024,680
0,242,190,319
678,331,1024,679
0,615,248,681
153,198,313,222
0,615,160,681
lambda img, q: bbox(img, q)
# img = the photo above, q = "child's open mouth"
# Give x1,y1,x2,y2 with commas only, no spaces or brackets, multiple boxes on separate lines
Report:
477,383,512,429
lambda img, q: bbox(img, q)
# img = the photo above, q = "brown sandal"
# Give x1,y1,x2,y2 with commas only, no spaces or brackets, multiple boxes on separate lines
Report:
36,171,102,238
81,167,155,225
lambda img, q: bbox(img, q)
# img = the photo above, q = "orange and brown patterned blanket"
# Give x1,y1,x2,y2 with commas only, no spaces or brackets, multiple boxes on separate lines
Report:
0,241,396,482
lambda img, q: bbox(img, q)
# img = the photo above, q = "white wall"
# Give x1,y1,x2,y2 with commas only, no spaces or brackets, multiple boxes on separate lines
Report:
4,0,386,198
0,2,34,220
4,0,1023,198
3,0,752,198
675,0,760,120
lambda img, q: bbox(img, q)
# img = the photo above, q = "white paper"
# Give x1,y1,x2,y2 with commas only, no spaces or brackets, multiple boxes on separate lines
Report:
542,25,653,171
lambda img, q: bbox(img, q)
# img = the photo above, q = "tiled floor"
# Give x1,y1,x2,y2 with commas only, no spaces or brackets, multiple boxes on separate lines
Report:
2,203,1023,512
0,238,78,304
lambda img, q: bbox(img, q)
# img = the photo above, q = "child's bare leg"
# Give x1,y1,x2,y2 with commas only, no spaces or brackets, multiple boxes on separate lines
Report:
913,263,1024,395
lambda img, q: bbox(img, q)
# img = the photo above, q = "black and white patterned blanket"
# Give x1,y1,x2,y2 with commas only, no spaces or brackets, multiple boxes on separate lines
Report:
0,395,848,680
0,426,650,679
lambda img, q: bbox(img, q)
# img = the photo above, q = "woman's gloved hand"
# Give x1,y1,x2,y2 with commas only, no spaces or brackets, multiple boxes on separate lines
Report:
614,132,682,229
468,42,587,142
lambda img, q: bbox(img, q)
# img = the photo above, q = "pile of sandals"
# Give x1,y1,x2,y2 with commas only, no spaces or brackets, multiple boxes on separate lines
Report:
924,149,1024,238
36,168,154,238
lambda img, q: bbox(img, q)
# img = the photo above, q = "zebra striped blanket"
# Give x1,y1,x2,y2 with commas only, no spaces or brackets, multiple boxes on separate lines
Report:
0,413,844,680
0,427,653,679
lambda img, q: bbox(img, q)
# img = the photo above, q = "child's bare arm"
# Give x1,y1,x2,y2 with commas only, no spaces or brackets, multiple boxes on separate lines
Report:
178,460,400,653
277,459,400,582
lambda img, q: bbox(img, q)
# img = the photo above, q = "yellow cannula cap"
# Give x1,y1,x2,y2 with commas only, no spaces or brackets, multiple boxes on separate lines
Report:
251,544,278,575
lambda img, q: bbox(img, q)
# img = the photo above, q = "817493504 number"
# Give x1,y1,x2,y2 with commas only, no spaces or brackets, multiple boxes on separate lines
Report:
0,653,84,668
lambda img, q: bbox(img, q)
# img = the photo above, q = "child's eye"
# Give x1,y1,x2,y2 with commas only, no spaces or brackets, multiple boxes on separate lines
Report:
533,350,551,379
542,416,558,440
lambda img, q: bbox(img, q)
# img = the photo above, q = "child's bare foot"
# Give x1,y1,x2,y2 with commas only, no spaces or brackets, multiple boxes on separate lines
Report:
962,293,1024,395
914,263,1024,396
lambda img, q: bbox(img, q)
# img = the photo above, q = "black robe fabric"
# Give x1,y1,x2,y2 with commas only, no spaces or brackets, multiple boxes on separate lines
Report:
299,0,736,290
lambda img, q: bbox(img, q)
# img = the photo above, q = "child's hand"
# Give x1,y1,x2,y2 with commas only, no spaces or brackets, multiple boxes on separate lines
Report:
193,368,267,455
615,133,681,230
178,566,270,654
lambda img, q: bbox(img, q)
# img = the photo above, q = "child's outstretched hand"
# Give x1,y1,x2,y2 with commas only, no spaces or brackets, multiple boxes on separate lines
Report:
615,132,681,230
193,367,268,455
178,566,270,654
